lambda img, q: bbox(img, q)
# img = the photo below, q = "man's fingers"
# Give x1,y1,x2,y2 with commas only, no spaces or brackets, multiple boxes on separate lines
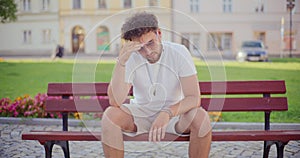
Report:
121,41,143,55
148,128,153,142
161,126,166,140
126,41,143,50
149,127,166,142
152,128,157,142
157,128,162,141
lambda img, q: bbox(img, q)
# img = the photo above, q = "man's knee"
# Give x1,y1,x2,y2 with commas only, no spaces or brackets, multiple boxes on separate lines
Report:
191,108,212,138
102,106,122,128
102,106,135,132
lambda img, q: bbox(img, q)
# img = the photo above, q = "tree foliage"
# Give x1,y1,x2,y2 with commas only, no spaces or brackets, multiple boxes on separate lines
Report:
0,0,17,23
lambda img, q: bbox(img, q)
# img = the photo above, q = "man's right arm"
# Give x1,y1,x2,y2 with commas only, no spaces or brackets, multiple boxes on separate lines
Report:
108,61,131,107
108,41,143,107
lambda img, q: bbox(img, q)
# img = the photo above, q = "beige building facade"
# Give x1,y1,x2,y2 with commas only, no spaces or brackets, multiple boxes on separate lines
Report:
0,0,59,55
58,0,172,55
0,0,299,57
0,0,172,55
173,0,300,58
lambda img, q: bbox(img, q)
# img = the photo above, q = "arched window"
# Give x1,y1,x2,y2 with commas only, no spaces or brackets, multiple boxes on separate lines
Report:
124,0,132,8
98,0,106,9
73,0,81,9
72,26,85,53
97,26,110,52
149,0,158,6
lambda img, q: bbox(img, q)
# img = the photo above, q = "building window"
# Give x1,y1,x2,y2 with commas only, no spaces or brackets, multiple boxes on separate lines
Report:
190,0,199,13
23,30,32,44
42,29,51,44
255,0,264,13
72,26,85,53
97,26,110,51
208,34,218,50
22,0,31,12
41,0,50,11
98,0,106,9
283,31,296,51
73,0,81,9
149,0,158,6
208,33,232,51
223,0,232,13
181,33,201,56
254,31,266,43
124,0,132,8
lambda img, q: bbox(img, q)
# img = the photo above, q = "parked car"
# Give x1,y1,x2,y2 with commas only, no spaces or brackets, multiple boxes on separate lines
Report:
236,41,268,62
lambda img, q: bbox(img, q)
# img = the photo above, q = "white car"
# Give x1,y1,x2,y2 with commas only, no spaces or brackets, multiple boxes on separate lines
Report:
236,41,268,62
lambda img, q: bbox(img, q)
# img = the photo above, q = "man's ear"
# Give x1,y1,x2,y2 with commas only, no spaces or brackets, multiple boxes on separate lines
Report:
156,29,162,39
157,29,162,35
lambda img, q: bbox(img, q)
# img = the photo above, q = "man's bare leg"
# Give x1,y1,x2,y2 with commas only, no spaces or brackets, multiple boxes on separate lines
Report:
176,107,212,158
101,106,136,158
189,127,212,158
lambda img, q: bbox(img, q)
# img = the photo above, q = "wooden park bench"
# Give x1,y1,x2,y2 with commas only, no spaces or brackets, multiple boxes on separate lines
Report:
22,80,300,158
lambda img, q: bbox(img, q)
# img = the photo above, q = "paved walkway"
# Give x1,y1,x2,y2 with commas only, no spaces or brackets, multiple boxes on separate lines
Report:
1,120,300,158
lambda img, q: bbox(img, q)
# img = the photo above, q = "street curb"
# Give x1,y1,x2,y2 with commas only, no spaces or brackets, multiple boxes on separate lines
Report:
1,117,300,130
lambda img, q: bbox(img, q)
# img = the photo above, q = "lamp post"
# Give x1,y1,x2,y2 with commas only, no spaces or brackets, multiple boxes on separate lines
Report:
287,0,295,58
280,17,284,58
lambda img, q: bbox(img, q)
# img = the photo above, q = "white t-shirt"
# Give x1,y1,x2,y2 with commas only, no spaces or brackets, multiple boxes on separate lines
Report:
125,41,197,110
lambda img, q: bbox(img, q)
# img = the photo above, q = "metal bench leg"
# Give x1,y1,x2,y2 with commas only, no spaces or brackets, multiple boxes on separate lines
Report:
263,141,288,158
44,141,55,158
263,141,275,158
275,141,288,158
43,141,70,158
56,141,70,158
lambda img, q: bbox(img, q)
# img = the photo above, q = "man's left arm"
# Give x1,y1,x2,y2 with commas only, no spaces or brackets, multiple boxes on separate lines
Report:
169,74,200,116
149,74,200,142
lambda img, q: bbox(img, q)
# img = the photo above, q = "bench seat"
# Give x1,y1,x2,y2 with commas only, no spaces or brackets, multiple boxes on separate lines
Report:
23,130,300,143
21,80,300,158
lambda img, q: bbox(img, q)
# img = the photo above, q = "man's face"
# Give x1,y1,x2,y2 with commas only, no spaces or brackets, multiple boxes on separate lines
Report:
133,30,162,64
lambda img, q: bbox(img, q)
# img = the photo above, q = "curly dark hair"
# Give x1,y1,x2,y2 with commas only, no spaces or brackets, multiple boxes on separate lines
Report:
121,12,158,41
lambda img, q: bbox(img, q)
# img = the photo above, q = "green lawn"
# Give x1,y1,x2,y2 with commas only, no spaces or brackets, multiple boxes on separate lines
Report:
0,58,299,123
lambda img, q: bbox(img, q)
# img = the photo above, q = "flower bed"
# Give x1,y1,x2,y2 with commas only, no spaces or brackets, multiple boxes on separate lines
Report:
0,94,104,120
0,94,61,118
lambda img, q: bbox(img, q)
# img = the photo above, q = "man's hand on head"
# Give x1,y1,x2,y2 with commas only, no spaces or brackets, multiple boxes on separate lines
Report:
118,41,144,65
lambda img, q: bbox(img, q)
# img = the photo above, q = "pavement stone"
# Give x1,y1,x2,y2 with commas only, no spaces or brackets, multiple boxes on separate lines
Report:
0,122,300,158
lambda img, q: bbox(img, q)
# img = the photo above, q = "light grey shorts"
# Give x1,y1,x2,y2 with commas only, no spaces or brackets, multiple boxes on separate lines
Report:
121,103,184,137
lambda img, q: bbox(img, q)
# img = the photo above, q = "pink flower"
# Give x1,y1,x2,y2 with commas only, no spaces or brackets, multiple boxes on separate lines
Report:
14,111,19,117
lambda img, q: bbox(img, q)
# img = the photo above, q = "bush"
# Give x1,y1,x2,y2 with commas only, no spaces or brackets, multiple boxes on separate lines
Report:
0,93,61,118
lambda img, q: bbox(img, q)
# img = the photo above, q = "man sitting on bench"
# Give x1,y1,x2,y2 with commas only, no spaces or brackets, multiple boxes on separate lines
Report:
101,12,212,158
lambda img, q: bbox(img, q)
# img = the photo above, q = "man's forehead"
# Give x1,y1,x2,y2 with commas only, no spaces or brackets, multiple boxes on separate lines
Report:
133,31,156,43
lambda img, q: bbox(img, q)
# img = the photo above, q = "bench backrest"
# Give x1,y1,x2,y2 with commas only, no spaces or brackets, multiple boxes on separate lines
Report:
45,80,287,131
46,80,287,113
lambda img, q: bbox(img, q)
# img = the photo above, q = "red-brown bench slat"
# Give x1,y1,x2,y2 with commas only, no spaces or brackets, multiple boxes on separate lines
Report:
45,98,108,112
47,80,286,96
199,80,286,95
45,97,287,112
47,83,110,96
22,130,300,143
202,97,288,112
